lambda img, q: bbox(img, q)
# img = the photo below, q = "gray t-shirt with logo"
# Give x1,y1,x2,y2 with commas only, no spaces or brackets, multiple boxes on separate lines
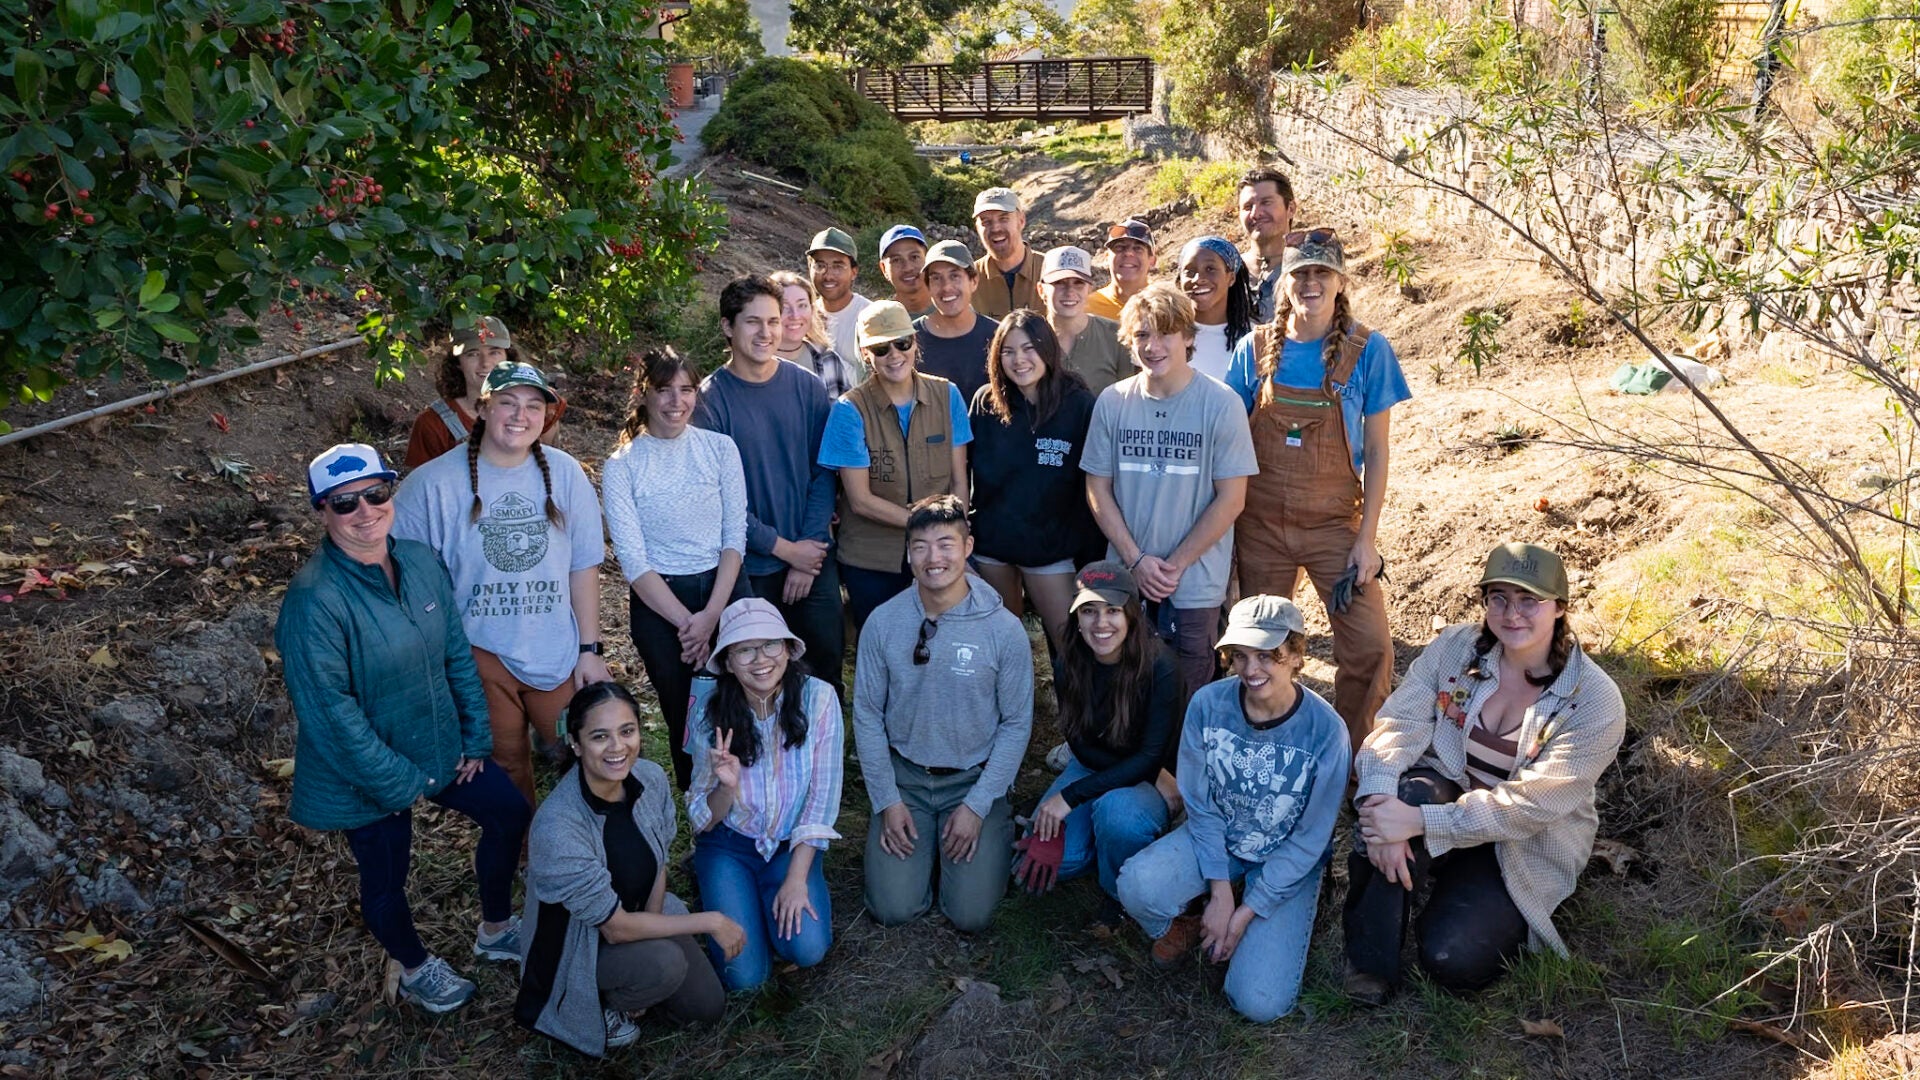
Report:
1080,371,1257,608
392,447,605,691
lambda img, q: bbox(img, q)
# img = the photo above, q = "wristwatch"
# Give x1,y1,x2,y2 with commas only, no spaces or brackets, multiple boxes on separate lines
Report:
579,641,604,656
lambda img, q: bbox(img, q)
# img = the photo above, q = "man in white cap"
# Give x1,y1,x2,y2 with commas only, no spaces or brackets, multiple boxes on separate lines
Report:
808,226,870,365
1088,218,1158,322
970,187,1045,319
915,239,998,406
1040,245,1132,396
878,224,934,316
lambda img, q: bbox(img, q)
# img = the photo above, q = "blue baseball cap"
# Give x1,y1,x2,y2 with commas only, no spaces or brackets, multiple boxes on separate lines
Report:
878,225,927,257
307,443,397,508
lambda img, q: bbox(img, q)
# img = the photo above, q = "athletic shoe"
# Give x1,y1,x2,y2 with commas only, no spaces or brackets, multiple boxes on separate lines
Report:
605,1008,640,1049
1149,914,1202,971
1343,962,1392,1007
473,917,523,963
398,956,476,1014
1044,742,1072,773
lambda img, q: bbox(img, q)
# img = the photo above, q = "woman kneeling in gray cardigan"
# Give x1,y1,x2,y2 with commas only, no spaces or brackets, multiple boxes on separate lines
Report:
514,682,744,1056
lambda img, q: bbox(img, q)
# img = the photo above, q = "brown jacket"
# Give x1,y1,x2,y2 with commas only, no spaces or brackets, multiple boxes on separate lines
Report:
835,374,957,572
972,248,1046,320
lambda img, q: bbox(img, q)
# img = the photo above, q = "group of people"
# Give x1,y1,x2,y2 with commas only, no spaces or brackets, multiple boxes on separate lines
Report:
275,166,1627,1056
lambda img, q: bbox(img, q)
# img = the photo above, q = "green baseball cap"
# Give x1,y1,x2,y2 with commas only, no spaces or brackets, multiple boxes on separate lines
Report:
480,360,558,403
808,227,857,261
1478,542,1569,602
924,239,975,271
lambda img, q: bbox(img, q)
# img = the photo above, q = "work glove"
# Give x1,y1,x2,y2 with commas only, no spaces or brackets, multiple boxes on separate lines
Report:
1012,830,1065,894
1330,560,1389,615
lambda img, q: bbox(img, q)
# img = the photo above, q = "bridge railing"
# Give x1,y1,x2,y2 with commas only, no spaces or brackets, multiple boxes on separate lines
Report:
853,56,1155,123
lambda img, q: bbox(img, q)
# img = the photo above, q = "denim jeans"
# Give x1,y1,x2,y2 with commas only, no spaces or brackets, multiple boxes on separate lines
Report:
342,759,531,970
1028,756,1170,899
691,824,833,992
1116,822,1325,1023
748,559,846,702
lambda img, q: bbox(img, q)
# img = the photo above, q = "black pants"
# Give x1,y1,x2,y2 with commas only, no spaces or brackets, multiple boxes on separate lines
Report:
1342,768,1530,993
747,560,846,702
628,568,748,790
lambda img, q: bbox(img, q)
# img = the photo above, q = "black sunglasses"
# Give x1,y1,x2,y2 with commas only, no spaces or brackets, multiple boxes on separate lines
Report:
1282,228,1339,248
324,480,395,515
867,338,914,358
912,617,939,665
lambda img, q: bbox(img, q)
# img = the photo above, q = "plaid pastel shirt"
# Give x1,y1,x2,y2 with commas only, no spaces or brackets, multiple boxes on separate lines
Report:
794,342,864,402
685,675,845,859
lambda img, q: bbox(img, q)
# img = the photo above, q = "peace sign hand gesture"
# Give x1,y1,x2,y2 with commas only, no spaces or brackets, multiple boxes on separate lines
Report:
710,727,742,791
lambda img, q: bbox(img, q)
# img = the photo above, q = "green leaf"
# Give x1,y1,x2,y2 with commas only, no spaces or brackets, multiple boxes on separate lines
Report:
95,308,124,329
424,0,455,31
149,317,200,343
162,65,194,127
0,287,35,330
12,50,46,114
449,11,472,44
145,293,180,313
214,92,252,131
94,11,145,41
113,61,141,103
58,153,95,191
139,270,164,305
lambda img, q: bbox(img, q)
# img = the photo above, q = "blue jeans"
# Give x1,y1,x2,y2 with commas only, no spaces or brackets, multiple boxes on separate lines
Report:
691,824,833,992
1116,822,1325,1023
1028,756,1170,899
342,760,530,970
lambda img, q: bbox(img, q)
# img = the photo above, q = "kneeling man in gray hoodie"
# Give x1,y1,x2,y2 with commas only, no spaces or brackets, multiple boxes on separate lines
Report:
855,494,1034,932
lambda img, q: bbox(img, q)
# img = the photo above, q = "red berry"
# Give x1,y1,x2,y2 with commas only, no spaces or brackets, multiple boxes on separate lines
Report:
76,189,88,200
43,205,57,220
248,218,259,229
272,216,283,225
258,140,270,149
96,82,109,94
245,120,255,128
81,213,95,225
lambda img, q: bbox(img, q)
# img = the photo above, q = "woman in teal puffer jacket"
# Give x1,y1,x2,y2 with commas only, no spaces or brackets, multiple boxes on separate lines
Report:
276,443,532,1015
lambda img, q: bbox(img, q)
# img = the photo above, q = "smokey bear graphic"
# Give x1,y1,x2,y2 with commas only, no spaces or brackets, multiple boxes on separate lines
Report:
480,490,549,573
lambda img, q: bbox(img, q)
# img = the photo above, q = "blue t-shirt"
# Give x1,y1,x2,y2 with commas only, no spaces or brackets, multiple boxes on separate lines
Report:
818,382,974,469
1224,330,1412,478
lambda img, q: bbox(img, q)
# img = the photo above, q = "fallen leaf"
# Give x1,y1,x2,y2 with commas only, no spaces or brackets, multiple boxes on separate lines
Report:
263,758,296,780
55,923,133,964
87,646,117,669
69,738,95,758
209,412,230,433
1728,1018,1804,1048
31,536,51,548
1521,1017,1564,1038
178,914,277,986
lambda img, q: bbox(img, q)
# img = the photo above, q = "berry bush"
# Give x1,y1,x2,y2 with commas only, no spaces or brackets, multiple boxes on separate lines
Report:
0,0,723,420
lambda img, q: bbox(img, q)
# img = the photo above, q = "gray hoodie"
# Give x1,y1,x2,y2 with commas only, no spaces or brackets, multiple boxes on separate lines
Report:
852,574,1034,818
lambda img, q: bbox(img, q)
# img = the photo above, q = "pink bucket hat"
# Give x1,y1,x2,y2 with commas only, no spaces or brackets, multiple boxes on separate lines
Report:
706,598,807,672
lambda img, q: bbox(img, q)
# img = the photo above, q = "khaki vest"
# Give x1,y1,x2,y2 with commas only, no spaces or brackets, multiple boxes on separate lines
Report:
836,373,957,572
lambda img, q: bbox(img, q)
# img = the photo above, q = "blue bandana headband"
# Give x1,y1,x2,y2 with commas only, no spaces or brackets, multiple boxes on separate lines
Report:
1180,235,1243,276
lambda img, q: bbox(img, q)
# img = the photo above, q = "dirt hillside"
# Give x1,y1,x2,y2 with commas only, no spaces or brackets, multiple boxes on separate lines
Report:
0,147,1878,1078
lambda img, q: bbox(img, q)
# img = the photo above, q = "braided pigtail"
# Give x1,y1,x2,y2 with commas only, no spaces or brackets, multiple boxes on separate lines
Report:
1320,292,1354,397
466,418,486,523
530,442,566,528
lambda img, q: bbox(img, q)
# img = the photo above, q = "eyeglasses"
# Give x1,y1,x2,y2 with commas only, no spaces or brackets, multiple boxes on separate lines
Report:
1485,592,1546,616
867,338,914,358
323,481,395,516
912,617,939,665
729,640,789,662
1282,228,1338,248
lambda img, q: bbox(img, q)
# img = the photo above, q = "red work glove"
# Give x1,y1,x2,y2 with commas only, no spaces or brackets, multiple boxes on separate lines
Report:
1012,830,1065,894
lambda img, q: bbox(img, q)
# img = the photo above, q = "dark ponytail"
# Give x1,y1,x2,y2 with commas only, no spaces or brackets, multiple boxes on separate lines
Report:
617,347,700,447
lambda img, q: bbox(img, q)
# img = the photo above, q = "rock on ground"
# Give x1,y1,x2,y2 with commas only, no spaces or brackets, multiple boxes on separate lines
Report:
0,798,55,900
151,605,272,723
89,695,166,732
0,749,46,800
74,866,150,915
0,939,40,1017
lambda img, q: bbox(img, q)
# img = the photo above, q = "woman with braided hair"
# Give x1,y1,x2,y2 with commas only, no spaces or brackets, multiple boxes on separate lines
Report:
394,360,610,807
1175,236,1257,384
602,347,749,790
1223,230,1411,752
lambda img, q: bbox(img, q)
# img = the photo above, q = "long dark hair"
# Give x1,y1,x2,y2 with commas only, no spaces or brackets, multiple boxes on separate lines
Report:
703,648,813,768
983,309,1086,427
618,346,700,447
1056,596,1160,748
1467,593,1575,688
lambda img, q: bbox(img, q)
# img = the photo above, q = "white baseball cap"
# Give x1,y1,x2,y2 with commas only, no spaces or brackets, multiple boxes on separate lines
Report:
1041,246,1095,284
306,443,397,508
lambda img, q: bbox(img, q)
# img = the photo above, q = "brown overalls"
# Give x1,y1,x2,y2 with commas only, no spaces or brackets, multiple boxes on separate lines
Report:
1235,322,1394,751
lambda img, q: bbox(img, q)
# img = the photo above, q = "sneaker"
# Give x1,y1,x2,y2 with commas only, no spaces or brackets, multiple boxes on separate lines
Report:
1149,914,1202,971
1044,742,1072,773
473,917,522,963
1343,962,1392,1007
398,956,476,1014
604,1008,639,1049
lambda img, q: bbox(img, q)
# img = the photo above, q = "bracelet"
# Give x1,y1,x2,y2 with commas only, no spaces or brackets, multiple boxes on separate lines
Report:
1128,552,1148,571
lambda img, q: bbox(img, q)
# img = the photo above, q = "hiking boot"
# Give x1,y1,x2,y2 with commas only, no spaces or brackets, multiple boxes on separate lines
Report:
398,956,476,1014
473,916,523,963
604,1008,639,1049
1149,914,1202,971
1343,962,1392,1007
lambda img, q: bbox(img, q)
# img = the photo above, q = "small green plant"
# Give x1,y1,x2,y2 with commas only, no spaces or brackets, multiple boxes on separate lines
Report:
1377,226,1426,291
1190,160,1253,212
1146,158,1203,205
1458,305,1508,374
1621,0,1723,98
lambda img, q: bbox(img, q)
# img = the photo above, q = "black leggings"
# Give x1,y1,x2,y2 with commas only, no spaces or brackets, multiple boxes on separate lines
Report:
1342,768,1530,992
628,568,747,790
